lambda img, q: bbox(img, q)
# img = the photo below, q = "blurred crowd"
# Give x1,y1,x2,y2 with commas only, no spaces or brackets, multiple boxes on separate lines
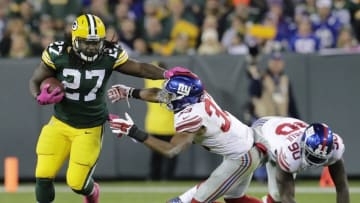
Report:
1,0,360,58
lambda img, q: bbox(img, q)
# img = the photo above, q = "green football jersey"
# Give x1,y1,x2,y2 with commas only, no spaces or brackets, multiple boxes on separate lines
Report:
41,41,128,128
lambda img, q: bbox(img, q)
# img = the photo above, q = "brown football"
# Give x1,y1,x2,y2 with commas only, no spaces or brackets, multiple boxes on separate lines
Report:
40,77,65,93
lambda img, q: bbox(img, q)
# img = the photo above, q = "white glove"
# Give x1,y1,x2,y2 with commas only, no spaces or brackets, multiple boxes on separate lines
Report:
107,84,133,103
109,112,134,135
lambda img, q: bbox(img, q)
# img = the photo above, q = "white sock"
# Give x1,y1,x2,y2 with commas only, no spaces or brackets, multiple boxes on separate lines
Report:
179,185,198,203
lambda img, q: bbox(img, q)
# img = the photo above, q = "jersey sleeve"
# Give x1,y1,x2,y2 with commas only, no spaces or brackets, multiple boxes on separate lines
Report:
328,133,345,164
111,44,129,69
41,41,66,70
277,144,301,173
174,107,203,133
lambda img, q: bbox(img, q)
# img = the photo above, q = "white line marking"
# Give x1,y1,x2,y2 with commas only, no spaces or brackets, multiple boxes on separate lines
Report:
1,185,360,193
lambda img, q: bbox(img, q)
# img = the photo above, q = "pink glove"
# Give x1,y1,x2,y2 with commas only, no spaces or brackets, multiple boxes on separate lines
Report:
37,84,64,105
164,66,199,79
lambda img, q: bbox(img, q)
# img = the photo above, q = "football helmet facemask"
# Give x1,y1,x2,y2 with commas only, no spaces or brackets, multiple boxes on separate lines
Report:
158,75,204,112
301,123,334,166
72,14,106,62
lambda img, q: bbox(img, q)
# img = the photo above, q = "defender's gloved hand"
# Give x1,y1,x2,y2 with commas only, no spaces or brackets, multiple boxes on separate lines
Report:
107,84,133,103
109,113,149,142
164,66,199,79
37,84,64,105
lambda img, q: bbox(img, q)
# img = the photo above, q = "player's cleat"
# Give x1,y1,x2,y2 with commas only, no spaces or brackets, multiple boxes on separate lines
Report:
84,182,100,203
167,197,182,203
262,195,267,203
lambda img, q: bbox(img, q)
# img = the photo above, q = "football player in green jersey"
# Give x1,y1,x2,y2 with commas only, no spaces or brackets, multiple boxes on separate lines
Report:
28,14,185,203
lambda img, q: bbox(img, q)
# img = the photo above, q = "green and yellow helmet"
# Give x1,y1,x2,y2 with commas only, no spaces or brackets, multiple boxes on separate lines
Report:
71,14,106,62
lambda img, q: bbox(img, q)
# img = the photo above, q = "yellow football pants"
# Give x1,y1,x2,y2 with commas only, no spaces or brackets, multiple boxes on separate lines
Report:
35,116,103,190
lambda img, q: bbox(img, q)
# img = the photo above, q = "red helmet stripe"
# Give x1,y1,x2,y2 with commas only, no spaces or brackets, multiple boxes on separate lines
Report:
321,126,328,151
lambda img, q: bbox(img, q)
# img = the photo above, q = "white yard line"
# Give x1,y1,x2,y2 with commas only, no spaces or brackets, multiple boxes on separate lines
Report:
1,185,360,193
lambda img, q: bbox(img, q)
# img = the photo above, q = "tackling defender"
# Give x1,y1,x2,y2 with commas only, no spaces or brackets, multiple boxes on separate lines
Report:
29,13,187,203
107,74,270,203
251,117,349,203
167,117,350,203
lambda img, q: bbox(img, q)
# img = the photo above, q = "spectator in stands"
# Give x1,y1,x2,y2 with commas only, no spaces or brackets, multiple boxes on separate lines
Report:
171,32,195,55
197,28,224,55
85,0,114,25
32,30,56,56
113,1,137,37
41,0,81,34
246,52,299,182
336,27,359,50
226,32,249,55
118,18,139,49
221,15,246,50
143,17,167,48
312,0,342,49
0,17,29,57
105,26,119,42
8,32,31,58
133,38,151,56
289,16,320,53
347,0,360,42
333,0,351,27
263,0,296,52
201,0,228,37
162,0,198,46
247,51,299,123
137,0,167,35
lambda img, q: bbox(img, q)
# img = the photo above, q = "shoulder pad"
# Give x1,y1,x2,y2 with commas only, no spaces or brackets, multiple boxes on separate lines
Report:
103,41,129,68
175,106,203,133
42,41,67,69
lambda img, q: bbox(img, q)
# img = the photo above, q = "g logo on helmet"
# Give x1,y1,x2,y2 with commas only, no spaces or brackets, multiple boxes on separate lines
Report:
72,21,78,31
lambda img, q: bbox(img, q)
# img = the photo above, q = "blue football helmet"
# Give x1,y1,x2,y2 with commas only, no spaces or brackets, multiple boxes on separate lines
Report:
159,75,204,112
301,123,334,166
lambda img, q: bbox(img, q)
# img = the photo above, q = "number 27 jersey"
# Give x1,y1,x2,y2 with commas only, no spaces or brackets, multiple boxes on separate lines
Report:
41,41,128,128
174,93,255,159
253,116,345,173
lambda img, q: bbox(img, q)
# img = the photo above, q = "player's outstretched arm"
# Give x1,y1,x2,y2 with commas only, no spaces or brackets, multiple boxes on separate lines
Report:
276,166,296,203
115,59,166,80
109,113,205,158
29,62,56,98
108,84,161,103
329,159,350,203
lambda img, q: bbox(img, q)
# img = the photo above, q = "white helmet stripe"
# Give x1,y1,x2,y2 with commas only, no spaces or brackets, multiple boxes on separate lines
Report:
86,14,96,35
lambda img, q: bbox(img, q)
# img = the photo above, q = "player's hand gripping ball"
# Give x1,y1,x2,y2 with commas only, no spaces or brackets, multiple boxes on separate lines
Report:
37,77,65,105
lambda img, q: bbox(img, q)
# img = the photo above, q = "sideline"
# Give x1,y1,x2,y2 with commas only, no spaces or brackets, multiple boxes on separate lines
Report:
1,185,360,193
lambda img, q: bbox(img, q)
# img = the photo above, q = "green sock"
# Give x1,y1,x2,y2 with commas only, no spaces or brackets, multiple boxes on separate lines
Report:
35,178,54,203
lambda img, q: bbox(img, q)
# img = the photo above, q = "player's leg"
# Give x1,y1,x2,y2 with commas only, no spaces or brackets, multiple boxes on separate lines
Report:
66,125,103,203
150,134,165,180
193,146,261,203
262,162,281,203
222,147,263,203
35,116,71,203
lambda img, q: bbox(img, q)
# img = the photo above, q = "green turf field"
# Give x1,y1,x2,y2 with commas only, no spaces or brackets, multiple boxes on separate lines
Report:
1,180,359,203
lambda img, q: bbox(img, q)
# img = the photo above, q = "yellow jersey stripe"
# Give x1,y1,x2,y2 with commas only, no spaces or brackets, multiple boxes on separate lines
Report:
41,50,56,69
113,51,129,68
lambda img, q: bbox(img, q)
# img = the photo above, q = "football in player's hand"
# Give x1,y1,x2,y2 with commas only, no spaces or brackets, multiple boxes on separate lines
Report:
40,77,65,93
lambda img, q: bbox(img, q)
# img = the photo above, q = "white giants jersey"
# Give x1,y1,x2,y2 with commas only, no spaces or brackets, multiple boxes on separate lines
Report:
174,93,254,159
252,116,345,173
